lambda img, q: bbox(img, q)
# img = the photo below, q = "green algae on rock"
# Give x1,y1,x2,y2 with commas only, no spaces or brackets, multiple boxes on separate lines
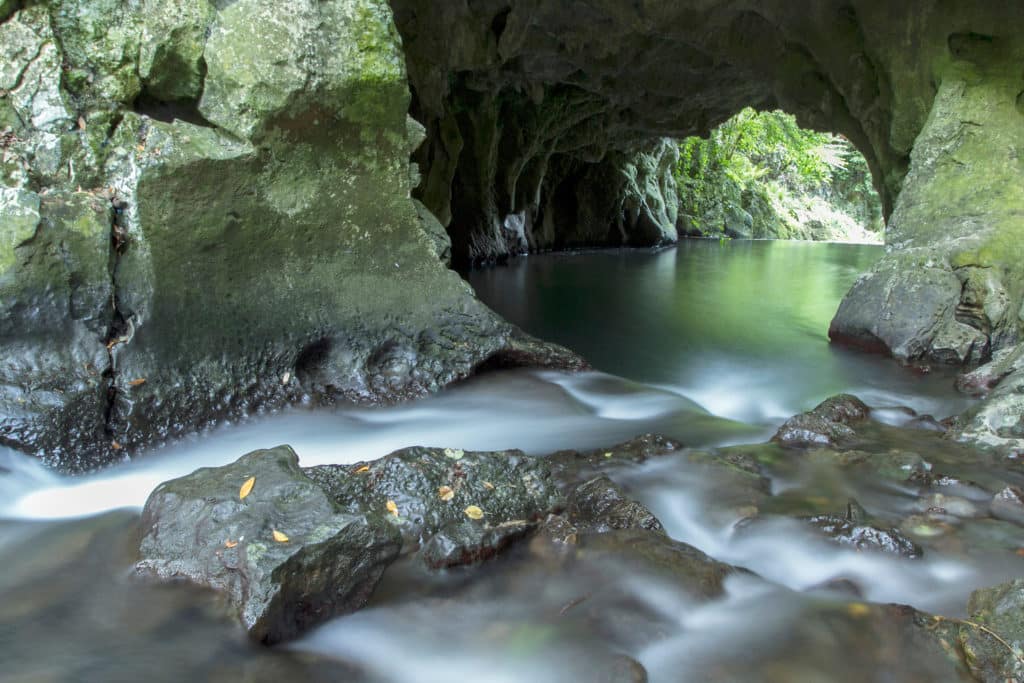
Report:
0,0,582,471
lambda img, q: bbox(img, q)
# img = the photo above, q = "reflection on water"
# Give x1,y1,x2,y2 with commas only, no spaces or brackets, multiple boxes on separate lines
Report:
470,241,971,422
0,242,1010,682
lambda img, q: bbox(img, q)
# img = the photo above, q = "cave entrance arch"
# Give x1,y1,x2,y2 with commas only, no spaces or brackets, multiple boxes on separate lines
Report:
392,0,1024,367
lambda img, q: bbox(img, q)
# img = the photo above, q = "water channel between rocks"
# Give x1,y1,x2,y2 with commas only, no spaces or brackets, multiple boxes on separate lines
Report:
2,241,1019,682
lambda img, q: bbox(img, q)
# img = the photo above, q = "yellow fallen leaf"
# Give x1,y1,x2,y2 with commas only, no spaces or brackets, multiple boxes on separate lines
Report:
464,505,484,520
239,476,255,500
438,485,454,501
272,529,289,543
483,481,495,490
224,539,238,548
128,377,146,387
846,602,871,618
354,465,370,474
386,500,398,516
111,440,122,450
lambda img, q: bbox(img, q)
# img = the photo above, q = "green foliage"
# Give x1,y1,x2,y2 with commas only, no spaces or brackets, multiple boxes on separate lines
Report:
675,108,883,241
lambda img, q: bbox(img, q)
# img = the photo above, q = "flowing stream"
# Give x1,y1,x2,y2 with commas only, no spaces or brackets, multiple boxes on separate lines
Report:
2,241,1019,682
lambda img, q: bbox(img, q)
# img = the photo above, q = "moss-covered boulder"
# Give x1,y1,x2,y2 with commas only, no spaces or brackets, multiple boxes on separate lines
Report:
0,0,582,470
831,48,1024,364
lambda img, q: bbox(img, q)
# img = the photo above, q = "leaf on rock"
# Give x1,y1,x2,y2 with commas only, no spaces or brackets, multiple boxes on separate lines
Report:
386,500,399,516
438,485,455,501
846,602,870,618
272,529,289,543
224,539,238,548
239,476,256,500
464,505,484,520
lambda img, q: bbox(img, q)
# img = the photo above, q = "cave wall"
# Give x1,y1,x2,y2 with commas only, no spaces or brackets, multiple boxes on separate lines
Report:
0,0,581,471
4,0,1024,469
393,0,1024,361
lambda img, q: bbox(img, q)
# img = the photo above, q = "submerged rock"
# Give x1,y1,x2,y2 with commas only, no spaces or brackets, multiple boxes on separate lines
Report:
580,529,739,600
772,394,870,447
136,445,401,643
805,514,923,558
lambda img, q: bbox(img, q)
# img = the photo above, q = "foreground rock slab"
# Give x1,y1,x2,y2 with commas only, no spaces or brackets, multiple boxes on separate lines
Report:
136,445,401,644
306,446,563,569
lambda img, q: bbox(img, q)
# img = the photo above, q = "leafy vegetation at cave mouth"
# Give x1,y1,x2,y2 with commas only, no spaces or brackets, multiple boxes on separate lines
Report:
675,108,884,243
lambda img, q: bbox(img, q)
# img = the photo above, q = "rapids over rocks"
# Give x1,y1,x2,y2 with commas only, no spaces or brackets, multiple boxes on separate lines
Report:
2,242,1023,682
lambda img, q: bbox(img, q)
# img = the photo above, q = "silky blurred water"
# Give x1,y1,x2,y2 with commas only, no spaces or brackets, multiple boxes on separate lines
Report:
2,241,1013,683
470,241,970,424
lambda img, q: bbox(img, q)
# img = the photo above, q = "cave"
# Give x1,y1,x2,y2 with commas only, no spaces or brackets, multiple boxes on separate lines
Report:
4,1,1024,680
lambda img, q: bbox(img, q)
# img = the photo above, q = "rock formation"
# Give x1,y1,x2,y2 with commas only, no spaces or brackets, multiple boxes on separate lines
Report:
4,1,1024,469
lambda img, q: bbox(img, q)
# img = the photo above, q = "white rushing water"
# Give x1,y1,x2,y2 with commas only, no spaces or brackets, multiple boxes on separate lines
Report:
0,370,755,521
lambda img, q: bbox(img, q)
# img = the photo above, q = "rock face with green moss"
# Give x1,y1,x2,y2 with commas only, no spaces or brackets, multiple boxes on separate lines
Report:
0,0,582,471
829,47,1024,364
7,0,1024,469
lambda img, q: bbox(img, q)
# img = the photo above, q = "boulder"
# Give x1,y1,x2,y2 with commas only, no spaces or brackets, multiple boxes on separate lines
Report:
136,445,401,643
772,394,870,448
0,0,586,472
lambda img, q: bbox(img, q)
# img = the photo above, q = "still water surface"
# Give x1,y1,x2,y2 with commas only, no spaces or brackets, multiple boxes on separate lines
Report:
3,241,1015,682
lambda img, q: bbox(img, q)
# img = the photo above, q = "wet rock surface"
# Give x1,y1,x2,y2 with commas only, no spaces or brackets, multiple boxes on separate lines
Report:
305,446,562,543
952,345,1024,456
989,486,1024,526
962,580,1024,682
0,0,588,472
306,446,564,569
805,513,923,558
567,475,666,535
135,445,401,643
771,394,870,447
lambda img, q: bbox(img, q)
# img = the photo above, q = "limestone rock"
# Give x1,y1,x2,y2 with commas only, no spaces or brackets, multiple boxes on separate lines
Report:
136,445,401,644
